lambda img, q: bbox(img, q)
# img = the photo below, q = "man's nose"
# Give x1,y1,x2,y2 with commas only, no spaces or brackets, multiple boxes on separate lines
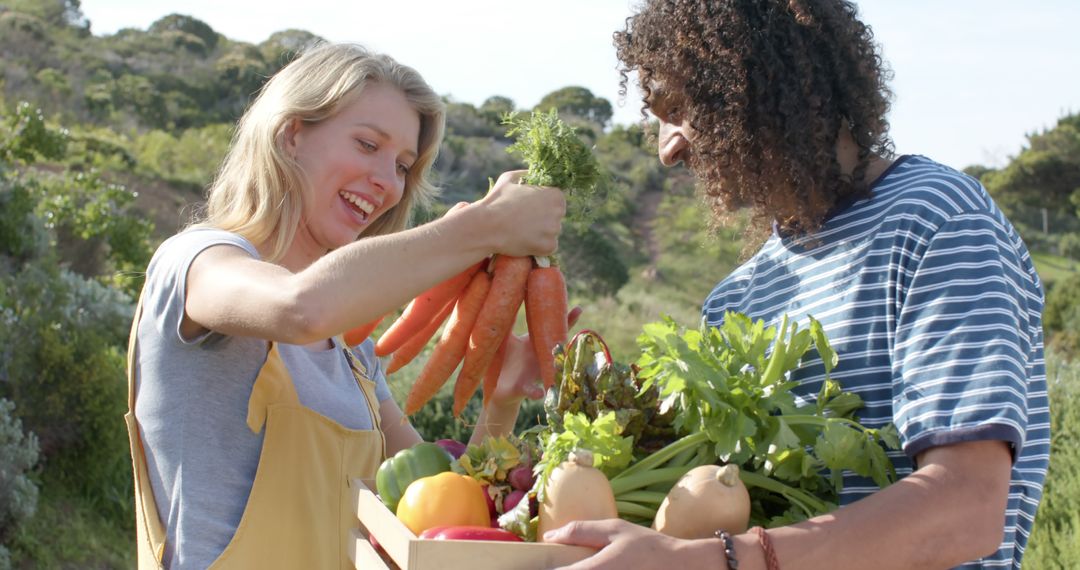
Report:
658,121,688,167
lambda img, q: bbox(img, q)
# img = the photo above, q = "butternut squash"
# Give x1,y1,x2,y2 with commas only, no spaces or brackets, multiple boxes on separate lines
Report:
537,449,618,540
652,464,751,538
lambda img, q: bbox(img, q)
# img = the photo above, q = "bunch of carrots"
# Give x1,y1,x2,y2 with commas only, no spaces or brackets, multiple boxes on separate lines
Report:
348,254,568,416
343,109,605,417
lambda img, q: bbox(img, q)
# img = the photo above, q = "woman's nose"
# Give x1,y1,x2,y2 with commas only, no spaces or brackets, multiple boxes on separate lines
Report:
369,157,400,194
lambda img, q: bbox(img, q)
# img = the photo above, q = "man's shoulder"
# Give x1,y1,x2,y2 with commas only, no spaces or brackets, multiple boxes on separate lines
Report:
873,155,993,218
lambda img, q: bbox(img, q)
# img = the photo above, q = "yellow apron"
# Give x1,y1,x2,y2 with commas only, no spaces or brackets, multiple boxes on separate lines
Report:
124,298,386,569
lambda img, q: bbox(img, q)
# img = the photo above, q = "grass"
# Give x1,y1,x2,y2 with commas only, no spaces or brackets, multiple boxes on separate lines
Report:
1033,250,1080,285
10,478,136,569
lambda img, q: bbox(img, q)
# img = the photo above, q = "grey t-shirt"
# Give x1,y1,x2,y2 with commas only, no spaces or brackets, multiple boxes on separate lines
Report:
133,227,392,569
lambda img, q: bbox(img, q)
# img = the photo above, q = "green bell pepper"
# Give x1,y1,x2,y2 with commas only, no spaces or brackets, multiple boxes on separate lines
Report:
376,441,453,512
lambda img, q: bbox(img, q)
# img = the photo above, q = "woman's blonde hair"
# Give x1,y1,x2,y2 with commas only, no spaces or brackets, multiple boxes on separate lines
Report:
197,42,445,262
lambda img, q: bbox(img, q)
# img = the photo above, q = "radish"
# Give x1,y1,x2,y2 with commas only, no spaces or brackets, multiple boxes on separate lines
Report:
652,464,751,539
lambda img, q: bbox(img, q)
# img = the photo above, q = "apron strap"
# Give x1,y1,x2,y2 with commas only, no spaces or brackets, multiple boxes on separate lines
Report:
125,291,168,567
340,339,387,460
245,342,300,433
126,292,145,412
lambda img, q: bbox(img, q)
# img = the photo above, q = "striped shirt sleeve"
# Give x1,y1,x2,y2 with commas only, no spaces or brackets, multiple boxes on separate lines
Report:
892,211,1033,462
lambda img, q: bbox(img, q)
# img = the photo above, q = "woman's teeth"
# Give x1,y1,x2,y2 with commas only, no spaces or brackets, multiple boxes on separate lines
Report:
340,191,375,217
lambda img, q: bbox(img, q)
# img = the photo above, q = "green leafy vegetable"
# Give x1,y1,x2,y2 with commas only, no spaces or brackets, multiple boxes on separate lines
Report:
503,108,607,226
614,312,900,527
535,411,633,500
452,436,522,486
544,330,675,456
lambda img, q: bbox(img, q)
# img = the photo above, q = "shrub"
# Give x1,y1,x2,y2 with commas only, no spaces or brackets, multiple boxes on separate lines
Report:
1025,352,1080,568
405,391,545,445
1045,274,1080,359
1060,232,1080,261
0,103,145,528
0,398,40,566
0,259,133,523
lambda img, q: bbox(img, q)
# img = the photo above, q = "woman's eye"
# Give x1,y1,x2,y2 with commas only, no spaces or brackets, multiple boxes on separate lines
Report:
397,163,410,176
357,139,376,151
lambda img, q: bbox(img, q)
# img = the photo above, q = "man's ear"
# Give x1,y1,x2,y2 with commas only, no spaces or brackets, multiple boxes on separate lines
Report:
281,117,303,159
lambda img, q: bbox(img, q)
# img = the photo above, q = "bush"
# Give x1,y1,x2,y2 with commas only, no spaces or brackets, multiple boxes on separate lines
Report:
1045,274,1080,359
406,391,545,445
559,225,630,298
0,259,133,523
0,398,40,566
0,103,145,530
1060,232,1080,261
1025,352,1080,568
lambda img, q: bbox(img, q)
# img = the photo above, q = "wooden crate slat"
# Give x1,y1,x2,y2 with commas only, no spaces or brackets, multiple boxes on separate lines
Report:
351,478,596,569
410,539,597,570
349,528,393,570
352,478,414,568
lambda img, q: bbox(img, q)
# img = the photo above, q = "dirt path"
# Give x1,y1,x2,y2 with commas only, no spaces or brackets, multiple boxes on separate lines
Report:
634,187,664,276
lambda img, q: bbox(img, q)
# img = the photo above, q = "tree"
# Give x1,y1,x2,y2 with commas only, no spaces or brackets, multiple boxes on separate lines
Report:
148,13,219,52
259,29,324,67
480,95,516,122
5,0,86,30
536,86,613,128
983,113,1080,219
444,100,503,138
215,46,270,116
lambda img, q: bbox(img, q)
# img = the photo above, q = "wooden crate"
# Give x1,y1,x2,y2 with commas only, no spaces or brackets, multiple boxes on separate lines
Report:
349,478,596,570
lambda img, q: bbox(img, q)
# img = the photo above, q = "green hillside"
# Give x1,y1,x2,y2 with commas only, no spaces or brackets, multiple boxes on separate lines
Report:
1,3,1078,568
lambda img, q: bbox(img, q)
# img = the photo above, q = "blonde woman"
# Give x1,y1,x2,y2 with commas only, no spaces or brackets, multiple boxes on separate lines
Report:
125,43,567,569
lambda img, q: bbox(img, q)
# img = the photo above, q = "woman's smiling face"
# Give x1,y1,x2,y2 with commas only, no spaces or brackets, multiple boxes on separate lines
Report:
286,82,420,256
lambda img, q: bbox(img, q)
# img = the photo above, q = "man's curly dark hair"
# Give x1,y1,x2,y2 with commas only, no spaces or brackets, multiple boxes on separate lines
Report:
615,0,894,235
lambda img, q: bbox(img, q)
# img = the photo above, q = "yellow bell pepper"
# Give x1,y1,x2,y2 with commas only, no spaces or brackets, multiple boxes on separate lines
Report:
395,472,490,535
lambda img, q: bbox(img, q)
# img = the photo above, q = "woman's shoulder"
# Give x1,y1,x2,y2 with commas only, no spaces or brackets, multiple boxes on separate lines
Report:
144,227,260,295
154,227,259,262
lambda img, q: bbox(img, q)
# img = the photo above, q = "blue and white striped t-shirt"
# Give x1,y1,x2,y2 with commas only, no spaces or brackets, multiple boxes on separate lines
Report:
702,155,1049,569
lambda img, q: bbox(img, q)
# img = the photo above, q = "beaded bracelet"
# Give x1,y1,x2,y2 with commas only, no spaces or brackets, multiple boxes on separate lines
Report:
713,529,739,570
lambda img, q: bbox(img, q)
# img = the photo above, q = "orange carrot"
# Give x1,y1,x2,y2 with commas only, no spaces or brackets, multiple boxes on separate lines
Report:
343,315,384,347
403,270,491,416
375,260,485,357
385,300,455,374
454,255,532,416
481,333,510,409
525,265,569,389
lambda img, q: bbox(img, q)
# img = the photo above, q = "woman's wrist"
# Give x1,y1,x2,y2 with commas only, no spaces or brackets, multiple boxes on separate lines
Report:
683,536,733,568
445,201,501,257
468,399,522,445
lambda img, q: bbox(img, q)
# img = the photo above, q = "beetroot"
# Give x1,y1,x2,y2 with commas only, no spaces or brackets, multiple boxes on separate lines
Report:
503,489,526,513
481,484,498,517
507,465,535,491
434,439,467,459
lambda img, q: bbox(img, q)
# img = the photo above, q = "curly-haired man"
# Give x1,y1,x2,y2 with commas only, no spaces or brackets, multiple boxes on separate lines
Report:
544,2,1049,569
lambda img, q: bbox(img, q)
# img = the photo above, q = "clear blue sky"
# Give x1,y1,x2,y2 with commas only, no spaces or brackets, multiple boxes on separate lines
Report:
80,0,1079,170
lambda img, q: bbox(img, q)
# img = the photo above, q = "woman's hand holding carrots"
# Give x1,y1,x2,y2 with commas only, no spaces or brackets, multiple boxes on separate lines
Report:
478,171,566,257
